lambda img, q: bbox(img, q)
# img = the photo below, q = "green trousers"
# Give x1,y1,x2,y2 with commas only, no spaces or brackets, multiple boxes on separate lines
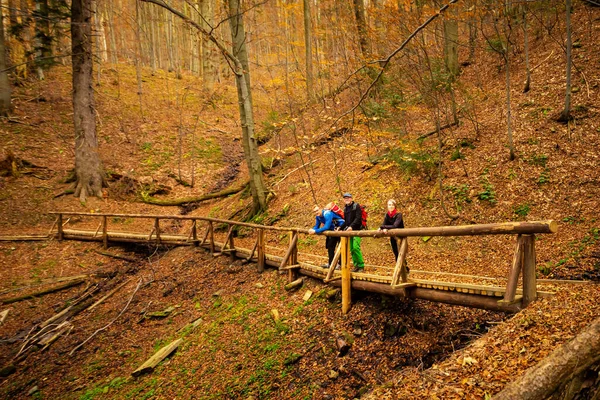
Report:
349,237,364,269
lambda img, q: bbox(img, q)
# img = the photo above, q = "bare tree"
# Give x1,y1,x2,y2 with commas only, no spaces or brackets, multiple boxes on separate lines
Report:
71,0,105,201
352,0,370,60
558,0,572,122
0,13,11,116
303,0,314,101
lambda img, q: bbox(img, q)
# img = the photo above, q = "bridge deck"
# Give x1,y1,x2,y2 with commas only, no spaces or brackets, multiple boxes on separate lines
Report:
60,228,552,305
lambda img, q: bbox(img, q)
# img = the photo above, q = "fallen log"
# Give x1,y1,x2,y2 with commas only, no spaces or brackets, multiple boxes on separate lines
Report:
494,317,600,400
1,278,86,304
141,182,248,206
284,278,304,291
132,338,183,377
0,235,49,241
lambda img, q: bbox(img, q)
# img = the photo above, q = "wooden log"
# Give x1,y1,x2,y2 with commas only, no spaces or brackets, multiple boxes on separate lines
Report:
140,182,248,206
494,317,600,400
221,225,234,253
208,222,215,254
1,279,86,304
257,229,265,273
245,236,259,262
341,237,352,314
284,278,303,291
132,338,183,377
88,279,130,311
154,218,161,244
521,234,537,306
0,309,9,324
322,220,558,237
391,238,408,285
288,231,298,282
325,243,341,282
199,223,209,246
94,250,136,262
502,235,524,303
279,232,299,270
336,336,351,357
280,264,301,271
0,235,49,241
190,220,198,246
177,317,203,335
102,216,108,249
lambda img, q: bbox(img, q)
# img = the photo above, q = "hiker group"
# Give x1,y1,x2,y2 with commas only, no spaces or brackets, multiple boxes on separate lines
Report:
308,193,405,272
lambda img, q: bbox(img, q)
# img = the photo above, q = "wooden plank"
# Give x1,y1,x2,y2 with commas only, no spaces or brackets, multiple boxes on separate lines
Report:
522,235,537,306
341,237,351,315
504,235,524,302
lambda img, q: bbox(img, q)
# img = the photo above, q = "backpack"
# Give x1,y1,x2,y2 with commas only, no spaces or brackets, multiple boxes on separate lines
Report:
325,202,344,220
352,203,368,230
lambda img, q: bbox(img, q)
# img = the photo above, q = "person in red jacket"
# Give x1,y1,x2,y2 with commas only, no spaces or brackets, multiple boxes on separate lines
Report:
378,199,404,260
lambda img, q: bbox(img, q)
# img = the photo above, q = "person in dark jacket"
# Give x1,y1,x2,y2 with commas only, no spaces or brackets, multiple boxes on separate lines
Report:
378,199,404,260
308,205,345,269
338,193,364,272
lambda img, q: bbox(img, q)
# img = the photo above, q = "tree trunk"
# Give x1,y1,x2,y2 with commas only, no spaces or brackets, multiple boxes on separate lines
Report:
303,0,314,101
107,0,118,63
443,7,459,78
352,0,370,60
227,0,267,213
0,13,11,116
494,318,600,400
522,5,531,93
34,0,52,78
72,0,105,202
199,0,216,86
504,4,515,161
558,0,572,122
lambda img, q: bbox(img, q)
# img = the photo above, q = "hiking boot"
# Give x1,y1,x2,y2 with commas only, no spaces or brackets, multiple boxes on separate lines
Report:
320,264,329,269
352,267,364,273
335,264,341,270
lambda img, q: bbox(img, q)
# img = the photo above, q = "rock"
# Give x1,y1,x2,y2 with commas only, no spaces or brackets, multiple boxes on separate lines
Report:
0,364,16,377
384,322,397,337
328,370,339,380
27,386,39,395
302,290,313,301
255,283,264,288
212,290,223,297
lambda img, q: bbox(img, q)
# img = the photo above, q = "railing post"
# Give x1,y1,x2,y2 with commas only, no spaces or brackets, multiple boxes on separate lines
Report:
391,237,409,285
154,218,161,244
502,235,524,303
102,216,108,249
57,214,64,241
521,235,537,306
341,237,351,314
257,229,265,273
289,231,298,281
191,220,198,246
229,226,236,261
208,222,215,254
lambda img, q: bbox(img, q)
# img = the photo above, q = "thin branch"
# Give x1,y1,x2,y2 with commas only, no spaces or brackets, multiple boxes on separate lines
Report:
69,279,142,356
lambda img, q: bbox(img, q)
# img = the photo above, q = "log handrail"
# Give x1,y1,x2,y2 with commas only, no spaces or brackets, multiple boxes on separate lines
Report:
49,212,556,237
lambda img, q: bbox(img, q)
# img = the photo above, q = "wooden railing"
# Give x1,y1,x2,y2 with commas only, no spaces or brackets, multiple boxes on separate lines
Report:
49,212,557,314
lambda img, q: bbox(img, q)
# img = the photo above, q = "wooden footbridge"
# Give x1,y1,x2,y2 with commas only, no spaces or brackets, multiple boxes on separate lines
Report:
48,211,558,314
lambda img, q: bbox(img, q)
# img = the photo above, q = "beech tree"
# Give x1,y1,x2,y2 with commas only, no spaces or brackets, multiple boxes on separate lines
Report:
71,0,105,201
141,0,268,213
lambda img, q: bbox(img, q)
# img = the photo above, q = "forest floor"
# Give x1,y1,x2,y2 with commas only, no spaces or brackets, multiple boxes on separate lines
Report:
1,5,600,399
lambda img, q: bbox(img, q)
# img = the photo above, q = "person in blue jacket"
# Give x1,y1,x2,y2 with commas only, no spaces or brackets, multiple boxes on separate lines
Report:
308,205,345,269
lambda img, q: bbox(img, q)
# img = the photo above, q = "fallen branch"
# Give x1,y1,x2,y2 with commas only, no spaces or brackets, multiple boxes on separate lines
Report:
0,275,89,296
273,159,319,188
1,278,86,304
94,250,137,263
88,279,131,311
132,338,183,377
141,182,249,206
284,278,304,291
69,279,142,356
0,235,49,241
417,120,460,140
